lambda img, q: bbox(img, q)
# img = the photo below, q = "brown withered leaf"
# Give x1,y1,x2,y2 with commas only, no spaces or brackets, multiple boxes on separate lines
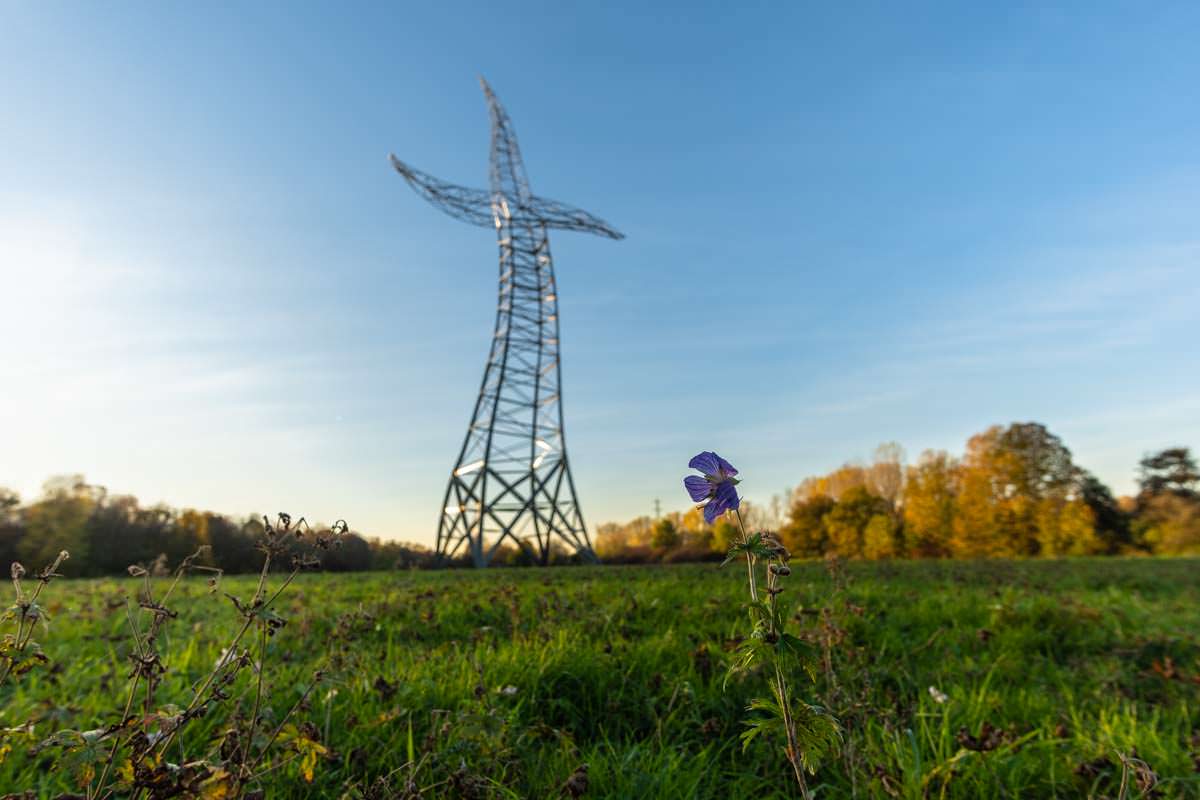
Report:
956,721,1007,752
561,763,589,798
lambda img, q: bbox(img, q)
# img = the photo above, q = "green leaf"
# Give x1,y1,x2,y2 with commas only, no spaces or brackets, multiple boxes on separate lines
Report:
791,701,842,774
776,632,817,662
738,698,789,753
37,729,86,751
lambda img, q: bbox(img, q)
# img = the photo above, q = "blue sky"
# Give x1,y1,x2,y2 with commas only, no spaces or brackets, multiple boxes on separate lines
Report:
3,2,1198,543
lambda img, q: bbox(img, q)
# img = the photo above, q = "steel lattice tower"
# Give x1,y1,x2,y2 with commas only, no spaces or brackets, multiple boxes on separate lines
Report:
390,78,623,567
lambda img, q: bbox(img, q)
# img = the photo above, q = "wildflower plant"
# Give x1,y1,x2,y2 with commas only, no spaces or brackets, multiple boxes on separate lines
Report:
0,550,69,690
10,512,352,799
685,451,839,797
0,551,70,768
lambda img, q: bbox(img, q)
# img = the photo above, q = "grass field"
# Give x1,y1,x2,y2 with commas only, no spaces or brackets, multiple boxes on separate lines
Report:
2,558,1198,798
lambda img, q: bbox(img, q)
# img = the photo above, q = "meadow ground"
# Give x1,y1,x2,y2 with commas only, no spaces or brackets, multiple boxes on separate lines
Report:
1,558,1198,798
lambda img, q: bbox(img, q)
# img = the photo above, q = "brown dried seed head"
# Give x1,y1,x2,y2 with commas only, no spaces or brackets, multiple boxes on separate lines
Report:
43,550,70,576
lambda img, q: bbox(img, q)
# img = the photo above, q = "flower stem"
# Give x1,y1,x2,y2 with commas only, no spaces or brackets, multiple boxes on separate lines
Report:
240,619,269,785
733,508,758,603
774,663,812,799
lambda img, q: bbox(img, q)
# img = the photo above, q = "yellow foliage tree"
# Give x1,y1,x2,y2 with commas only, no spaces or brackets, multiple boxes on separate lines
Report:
950,423,1095,557
950,459,1010,557
823,486,891,559
1136,493,1200,555
780,495,835,557
711,517,739,554
862,513,899,559
902,450,958,558
176,509,211,548
1036,497,1101,555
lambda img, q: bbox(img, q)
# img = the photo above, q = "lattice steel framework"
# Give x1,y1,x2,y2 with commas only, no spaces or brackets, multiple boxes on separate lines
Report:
390,78,623,566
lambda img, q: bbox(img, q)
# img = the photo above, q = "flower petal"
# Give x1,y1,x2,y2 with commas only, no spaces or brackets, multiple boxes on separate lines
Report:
684,475,713,502
714,479,741,512
703,482,741,523
714,454,738,478
688,451,721,476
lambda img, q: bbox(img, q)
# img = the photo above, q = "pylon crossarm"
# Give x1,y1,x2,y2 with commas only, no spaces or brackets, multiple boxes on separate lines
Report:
388,155,494,227
528,195,625,239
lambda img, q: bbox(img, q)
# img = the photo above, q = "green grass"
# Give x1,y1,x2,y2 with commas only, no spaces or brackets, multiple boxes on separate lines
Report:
2,558,1198,798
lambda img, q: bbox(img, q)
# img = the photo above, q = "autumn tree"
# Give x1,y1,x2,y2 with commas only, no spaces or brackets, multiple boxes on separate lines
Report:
1078,472,1132,553
794,465,867,503
824,486,892,559
711,516,740,554
650,517,681,549
1137,448,1199,499
951,458,1009,557
951,423,1093,557
1135,447,1200,554
1035,494,1100,556
862,513,900,559
780,494,835,557
1134,494,1200,554
678,507,706,536
19,475,101,575
867,442,906,509
902,450,958,558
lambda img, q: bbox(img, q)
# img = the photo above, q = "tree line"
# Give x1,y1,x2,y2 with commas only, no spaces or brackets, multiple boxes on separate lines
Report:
596,423,1200,562
0,475,434,576
3,423,1196,574
0,477,593,575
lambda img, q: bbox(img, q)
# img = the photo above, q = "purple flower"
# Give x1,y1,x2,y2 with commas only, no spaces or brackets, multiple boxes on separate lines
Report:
684,451,741,524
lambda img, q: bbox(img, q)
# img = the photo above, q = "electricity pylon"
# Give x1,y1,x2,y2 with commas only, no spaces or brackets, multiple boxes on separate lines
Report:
390,78,623,566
